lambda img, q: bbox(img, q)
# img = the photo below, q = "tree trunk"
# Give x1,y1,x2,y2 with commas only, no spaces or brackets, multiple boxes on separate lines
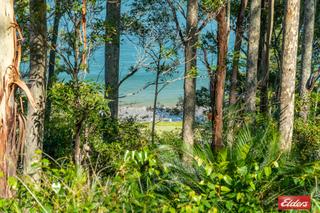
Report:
24,0,47,181
229,0,248,105
105,0,121,119
279,0,300,152
0,0,34,197
245,0,261,112
212,5,228,151
259,0,274,114
0,0,15,198
151,70,160,144
299,0,315,121
73,22,82,168
182,0,198,153
45,0,62,124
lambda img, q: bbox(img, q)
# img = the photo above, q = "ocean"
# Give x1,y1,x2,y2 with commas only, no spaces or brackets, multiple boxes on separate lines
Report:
83,36,212,107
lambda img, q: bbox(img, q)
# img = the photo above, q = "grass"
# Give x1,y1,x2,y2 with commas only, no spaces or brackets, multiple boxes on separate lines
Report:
142,121,182,133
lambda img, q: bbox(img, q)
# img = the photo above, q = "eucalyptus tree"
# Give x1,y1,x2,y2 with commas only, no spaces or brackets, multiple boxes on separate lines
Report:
259,0,274,114
45,0,64,125
245,0,261,112
105,0,121,119
299,0,316,121
182,0,198,151
229,0,248,106
279,0,300,152
24,0,47,181
212,4,229,150
0,0,34,198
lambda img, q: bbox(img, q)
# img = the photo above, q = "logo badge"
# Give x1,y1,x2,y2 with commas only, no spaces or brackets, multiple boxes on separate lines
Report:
278,196,311,210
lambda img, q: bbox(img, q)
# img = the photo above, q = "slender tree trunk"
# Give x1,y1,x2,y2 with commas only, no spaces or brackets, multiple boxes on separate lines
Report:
279,0,300,152
259,0,274,113
212,5,228,151
24,0,47,180
245,0,261,112
73,22,82,168
151,70,160,144
299,0,315,121
183,0,198,153
229,0,248,105
45,0,62,124
105,0,121,119
74,119,83,167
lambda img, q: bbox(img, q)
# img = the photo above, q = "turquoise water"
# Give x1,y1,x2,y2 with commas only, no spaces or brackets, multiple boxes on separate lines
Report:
84,36,211,106
56,1,236,107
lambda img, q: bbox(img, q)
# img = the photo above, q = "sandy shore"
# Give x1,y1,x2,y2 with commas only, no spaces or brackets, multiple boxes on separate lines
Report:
119,105,206,122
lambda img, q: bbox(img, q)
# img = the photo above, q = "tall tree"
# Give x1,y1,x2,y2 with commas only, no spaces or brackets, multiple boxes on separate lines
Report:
0,0,15,198
280,0,300,152
105,0,121,119
45,0,63,125
259,0,274,113
0,0,34,197
24,0,47,179
245,0,261,112
212,5,228,151
183,0,198,152
229,0,248,105
299,0,315,121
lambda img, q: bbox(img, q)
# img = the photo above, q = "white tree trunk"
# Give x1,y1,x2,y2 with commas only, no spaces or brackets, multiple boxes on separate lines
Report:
280,0,300,152
0,0,15,198
246,0,261,112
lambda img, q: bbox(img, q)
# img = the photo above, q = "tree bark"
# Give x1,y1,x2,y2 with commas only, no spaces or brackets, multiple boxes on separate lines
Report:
24,0,47,181
245,0,261,112
212,5,228,151
151,70,160,144
259,0,274,113
45,0,62,124
182,0,198,153
105,0,121,119
229,0,248,105
0,0,15,198
299,0,315,121
280,0,300,152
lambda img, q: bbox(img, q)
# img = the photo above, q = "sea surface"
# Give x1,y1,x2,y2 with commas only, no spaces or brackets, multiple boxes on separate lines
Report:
57,1,236,107
84,30,236,107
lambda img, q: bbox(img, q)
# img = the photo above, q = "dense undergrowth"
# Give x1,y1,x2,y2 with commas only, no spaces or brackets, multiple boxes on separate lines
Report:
0,82,319,212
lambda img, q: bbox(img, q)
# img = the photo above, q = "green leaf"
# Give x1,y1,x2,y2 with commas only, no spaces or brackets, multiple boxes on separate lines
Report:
237,166,248,176
264,166,272,177
221,186,231,193
223,175,233,185
205,165,213,176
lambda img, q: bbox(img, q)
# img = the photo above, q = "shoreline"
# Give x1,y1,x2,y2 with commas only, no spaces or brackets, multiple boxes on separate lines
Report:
119,105,207,122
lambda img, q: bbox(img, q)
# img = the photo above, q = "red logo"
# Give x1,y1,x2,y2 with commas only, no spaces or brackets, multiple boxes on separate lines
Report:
278,196,311,210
